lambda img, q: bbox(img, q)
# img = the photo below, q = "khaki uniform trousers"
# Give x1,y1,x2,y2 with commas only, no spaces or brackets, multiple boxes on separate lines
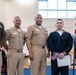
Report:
30,46,46,75
7,50,24,75
0,51,2,75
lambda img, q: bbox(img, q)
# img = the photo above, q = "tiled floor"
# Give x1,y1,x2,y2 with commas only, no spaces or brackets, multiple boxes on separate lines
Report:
24,66,76,75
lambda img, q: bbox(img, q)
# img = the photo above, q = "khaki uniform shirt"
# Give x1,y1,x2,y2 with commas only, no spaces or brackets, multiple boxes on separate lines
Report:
6,27,25,51
26,24,48,47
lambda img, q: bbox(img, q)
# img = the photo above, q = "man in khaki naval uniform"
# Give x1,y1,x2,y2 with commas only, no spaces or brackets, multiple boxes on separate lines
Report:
0,22,6,75
26,14,50,75
6,16,25,75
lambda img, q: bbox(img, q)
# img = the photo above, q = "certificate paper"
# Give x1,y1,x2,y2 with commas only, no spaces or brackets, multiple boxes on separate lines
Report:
57,55,71,67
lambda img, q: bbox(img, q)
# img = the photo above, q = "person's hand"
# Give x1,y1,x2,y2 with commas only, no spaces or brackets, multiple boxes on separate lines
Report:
46,51,50,58
0,46,1,49
29,52,34,61
57,53,64,59
51,52,58,60
74,59,76,63
3,43,8,50
51,56,56,60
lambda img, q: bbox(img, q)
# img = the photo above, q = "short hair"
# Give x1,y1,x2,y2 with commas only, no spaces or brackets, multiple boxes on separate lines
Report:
35,14,42,19
56,18,64,22
14,16,21,20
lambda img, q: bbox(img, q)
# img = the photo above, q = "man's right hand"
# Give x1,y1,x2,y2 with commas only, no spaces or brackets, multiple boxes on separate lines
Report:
0,46,1,49
29,52,34,60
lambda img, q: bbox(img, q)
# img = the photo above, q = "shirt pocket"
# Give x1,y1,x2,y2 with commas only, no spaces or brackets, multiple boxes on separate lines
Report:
33,28,40,36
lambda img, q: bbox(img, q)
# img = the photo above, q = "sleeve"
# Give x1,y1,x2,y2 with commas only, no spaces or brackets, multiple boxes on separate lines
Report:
74,37,76,46
6,29,11,40
74,47,76,58
45,28,48,39
64,33,73,54
0,25,6,46
26,26,33,40
47,33,57,53
23,31,26,45
43,27,48,39
74,37,76,58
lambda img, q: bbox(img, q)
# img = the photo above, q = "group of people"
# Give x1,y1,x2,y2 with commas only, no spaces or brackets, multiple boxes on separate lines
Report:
0,14,76,75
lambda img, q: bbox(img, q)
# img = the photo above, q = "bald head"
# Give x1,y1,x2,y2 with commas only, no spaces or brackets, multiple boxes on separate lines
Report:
35,14,43,26
35,14,42,19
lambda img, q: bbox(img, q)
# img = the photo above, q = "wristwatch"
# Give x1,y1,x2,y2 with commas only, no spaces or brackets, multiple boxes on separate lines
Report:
63,52,67,55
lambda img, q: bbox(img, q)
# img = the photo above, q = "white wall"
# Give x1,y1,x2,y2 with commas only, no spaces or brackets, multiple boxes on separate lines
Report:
5,0,38,29
43,18,75,35
0,0,75,65
0,0,7,27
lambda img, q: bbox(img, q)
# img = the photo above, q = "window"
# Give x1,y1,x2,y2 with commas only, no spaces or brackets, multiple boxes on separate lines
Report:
38,0,76,18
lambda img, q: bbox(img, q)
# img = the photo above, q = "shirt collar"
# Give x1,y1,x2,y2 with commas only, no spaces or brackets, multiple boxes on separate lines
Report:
12,27,21,32
34,24,42,29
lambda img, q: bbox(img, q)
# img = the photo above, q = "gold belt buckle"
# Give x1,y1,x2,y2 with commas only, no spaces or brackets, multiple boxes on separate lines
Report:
17,50,22,53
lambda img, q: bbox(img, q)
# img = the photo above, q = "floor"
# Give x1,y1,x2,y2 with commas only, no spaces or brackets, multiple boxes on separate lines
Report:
24,66,76,75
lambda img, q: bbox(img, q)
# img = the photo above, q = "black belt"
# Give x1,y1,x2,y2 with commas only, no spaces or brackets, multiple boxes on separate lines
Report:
42,46,45,49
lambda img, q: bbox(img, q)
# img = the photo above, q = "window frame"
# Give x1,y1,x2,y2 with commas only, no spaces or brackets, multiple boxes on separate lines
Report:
38,0,76,18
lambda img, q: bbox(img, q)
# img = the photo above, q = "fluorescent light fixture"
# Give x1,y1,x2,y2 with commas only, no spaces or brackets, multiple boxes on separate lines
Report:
16,0,34,5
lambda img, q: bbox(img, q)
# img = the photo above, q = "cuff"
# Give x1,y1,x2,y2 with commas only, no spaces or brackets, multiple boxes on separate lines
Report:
63,52,67,55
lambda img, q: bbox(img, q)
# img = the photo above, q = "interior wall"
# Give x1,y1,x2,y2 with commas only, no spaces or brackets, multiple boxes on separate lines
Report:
43,18,75,34
5,0,38,29
0,0,7,27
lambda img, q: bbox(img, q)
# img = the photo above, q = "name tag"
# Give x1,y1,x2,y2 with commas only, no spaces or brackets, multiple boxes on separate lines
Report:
12,32,17,35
